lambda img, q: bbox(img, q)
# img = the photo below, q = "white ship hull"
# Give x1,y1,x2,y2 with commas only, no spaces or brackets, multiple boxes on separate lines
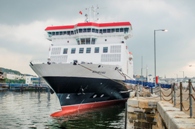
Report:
31,63,126,80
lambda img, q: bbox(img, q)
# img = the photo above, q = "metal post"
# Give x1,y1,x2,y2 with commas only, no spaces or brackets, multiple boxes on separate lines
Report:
189,79,193,118
141,56,143,92
180,82,183,111
136,84,139,99
153,29,167,94
174,83,176,107
125,102,127,129
171,84,174,103
160,83,162,101
153,30,156,94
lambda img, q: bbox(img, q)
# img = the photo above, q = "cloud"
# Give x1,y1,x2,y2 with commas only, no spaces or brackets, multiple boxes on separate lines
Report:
0,48,35,75
0,0,195,78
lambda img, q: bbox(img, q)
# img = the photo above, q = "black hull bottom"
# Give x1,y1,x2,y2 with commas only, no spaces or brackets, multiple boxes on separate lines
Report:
44,77,129,106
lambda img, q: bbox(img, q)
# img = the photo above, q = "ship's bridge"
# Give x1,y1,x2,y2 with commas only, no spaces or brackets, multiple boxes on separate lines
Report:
45,22,132,45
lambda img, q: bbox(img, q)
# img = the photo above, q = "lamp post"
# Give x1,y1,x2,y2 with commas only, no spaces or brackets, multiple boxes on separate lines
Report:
153,29,168,94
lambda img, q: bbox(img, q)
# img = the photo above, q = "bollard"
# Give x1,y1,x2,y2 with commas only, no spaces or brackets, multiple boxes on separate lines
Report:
189,79,193,118
180,82,183,111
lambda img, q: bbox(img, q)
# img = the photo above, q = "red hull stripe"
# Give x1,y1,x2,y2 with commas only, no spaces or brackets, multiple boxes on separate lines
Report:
50,99,127,117
45,22,131,31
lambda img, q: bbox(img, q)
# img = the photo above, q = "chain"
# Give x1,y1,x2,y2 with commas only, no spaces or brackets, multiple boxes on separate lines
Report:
181,103,190,111
161,88,173,97
191,94,195,101
162,95,173,102
161,88,171,91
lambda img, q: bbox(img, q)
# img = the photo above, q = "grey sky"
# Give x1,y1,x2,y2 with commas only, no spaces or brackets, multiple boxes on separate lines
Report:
0,0,195,78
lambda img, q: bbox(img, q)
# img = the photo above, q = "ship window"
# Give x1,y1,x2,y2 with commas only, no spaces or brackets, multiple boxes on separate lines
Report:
83,28,86,32
76,29,78,34
79,48,84,53
91,38,96,44
94,47,99,53
124,28,129,33
92,28,95,32
111,29,115,33
79,29,82,33
48,32,52,37
95,29,98,33
56,32,59,35
120,28,123,32
99,29,103,34
63,48,68,54
67,31,70,35
81,38,85,44
87,28,91,32
63,31,66,35
116,28,119,32
86,38,90,44
103,29,106,33
107,29,110,33
60,31,63,35
86,48,91,53
71,31,74,35
103,47,108,53
71,48,76,54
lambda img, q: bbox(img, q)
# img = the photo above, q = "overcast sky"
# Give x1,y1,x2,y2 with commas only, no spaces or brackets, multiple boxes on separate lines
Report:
0,0,195,78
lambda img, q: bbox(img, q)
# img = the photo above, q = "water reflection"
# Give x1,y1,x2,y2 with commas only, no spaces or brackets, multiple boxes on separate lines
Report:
0,91,125,129
53,104,125,129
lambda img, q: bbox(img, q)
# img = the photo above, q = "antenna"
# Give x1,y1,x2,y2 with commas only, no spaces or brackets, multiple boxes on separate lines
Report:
83,5,99,22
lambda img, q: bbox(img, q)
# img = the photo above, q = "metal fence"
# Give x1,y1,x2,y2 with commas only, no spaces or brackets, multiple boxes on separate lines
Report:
157,79,195,118
132,79,195,118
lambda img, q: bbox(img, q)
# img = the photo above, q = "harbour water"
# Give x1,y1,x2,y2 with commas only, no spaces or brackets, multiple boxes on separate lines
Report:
0,91,125,129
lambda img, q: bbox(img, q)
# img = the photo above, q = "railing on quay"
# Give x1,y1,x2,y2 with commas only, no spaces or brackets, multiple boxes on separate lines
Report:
129,79,195,118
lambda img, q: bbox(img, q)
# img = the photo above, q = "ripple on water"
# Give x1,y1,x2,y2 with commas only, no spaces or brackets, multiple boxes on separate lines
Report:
0,91,125,129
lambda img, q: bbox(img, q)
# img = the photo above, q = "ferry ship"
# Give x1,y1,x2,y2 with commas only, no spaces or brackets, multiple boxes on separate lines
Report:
30,8,134,116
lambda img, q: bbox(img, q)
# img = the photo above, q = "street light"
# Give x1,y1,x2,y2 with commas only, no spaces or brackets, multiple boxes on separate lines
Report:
153,29,168,93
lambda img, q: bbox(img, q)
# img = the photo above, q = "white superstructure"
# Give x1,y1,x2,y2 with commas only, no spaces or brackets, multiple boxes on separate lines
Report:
32,22,134,80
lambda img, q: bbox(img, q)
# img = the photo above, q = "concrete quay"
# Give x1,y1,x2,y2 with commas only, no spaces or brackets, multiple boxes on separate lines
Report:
126,93,195,129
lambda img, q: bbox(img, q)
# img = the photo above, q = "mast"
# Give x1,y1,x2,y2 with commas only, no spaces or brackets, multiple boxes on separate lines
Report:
84,5,99,22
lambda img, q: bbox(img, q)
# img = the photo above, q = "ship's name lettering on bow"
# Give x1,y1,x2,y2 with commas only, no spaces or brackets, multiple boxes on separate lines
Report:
92,71,106,74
